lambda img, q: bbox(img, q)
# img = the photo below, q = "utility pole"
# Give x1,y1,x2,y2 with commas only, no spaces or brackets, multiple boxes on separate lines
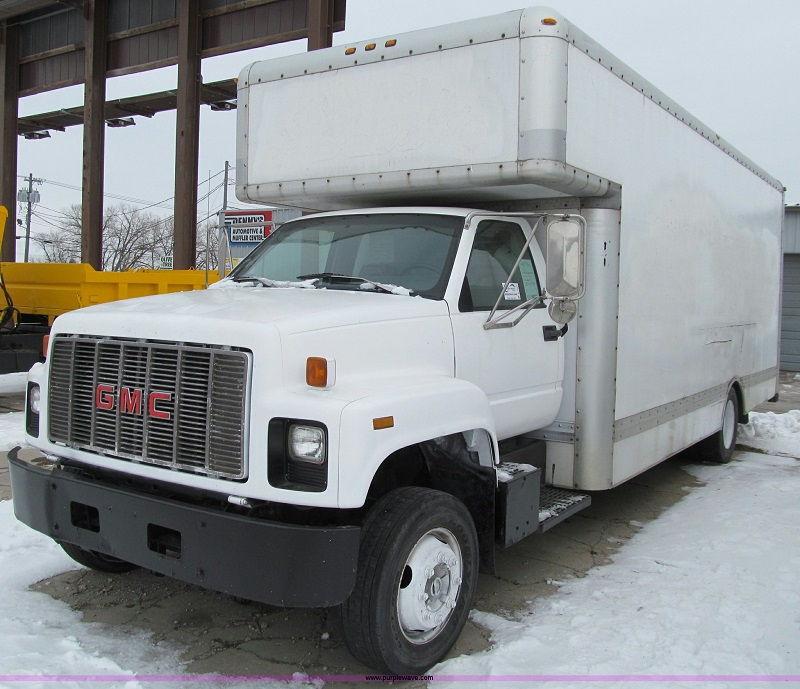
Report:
222,160,229,210
16,172,41,262
218,160,230,279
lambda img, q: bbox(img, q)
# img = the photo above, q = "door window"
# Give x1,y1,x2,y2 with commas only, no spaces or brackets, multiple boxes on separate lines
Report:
459,220,541,311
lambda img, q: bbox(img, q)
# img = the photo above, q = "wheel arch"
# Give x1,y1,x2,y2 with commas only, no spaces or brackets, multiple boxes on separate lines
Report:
365,429,497,574
728,378,747,423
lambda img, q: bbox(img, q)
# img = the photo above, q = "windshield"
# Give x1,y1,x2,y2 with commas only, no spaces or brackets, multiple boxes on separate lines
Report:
230,213,463,299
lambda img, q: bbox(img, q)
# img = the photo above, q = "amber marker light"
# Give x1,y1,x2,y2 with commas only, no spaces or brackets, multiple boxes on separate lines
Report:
345,47,356,55
373,416,394,430
384,39,397,47
42,334,50,357
541,17,558,25
306,357,328,387
365,43,376,51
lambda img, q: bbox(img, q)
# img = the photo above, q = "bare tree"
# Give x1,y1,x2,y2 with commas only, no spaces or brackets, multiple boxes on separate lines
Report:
33,204,172,270
196,219,220,270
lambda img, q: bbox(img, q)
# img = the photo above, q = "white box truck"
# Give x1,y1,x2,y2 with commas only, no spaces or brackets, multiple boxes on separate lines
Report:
10,7,783,674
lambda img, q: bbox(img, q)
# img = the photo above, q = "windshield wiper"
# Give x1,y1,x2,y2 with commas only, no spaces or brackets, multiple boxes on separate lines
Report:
296,273,399,294
231,276,275,287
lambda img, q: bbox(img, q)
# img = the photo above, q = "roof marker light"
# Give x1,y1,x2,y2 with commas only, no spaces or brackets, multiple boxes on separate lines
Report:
345,47,356,55
365,43,376,51
385,39,397,47
541,17,558,26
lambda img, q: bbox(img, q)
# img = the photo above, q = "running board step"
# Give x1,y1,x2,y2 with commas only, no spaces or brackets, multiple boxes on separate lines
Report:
538,487,591,533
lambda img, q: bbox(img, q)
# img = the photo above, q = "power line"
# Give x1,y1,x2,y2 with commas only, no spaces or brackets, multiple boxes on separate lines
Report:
20,167,228,211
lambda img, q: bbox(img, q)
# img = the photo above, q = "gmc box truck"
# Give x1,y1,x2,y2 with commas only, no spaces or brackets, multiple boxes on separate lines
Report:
9,6,783,674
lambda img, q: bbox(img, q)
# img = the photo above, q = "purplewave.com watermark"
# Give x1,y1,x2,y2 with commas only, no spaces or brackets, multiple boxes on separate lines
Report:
0,675,798,683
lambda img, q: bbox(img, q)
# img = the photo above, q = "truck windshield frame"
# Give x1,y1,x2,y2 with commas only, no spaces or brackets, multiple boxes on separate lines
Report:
230,213,464,300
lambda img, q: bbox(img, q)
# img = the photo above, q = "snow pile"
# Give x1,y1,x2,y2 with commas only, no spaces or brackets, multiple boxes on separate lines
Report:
0,501,185,684
0,411,27,452
0,371,28,394
358,281,415,296
434,450,800,685
495,462,535,482
738,410,800,457
209,277,317,290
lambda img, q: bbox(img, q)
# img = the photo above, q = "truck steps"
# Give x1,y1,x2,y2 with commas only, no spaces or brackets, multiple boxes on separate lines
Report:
538,487,591,533
495,461,592,545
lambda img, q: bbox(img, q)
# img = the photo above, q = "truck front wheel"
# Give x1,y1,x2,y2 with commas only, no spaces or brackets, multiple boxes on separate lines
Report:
59,542,139,573
341,487,479,674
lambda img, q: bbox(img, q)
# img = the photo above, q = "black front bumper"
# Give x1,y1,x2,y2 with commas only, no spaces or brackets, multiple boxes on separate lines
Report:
8,451,360,608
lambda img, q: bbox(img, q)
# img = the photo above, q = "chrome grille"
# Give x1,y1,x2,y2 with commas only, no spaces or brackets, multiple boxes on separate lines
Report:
48,335,250,479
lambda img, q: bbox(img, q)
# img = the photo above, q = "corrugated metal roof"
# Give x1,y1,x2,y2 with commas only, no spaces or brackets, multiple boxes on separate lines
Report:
784,206,800,254
0,0,61,21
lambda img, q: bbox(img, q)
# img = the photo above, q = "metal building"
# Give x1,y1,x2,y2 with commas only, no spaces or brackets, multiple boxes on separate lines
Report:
781,205,800,370
0,0,345,269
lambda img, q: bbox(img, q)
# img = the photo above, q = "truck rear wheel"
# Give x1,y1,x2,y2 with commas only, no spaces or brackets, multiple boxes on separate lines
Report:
698,388,739,464
341,487,478,674
59,542,139,573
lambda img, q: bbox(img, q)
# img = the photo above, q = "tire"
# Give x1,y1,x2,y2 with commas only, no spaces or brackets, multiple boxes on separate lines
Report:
341,487,479,674
698,388,739,464
59,542,139,573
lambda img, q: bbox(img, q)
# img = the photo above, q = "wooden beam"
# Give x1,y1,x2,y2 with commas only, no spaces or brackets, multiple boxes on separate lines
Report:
173,0,201,270
307,0,333,51
0,22,18,262
81,0,107,270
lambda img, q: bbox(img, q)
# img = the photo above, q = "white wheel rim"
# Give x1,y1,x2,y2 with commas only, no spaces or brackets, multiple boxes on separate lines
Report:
722,398,736,449
396,527,462,645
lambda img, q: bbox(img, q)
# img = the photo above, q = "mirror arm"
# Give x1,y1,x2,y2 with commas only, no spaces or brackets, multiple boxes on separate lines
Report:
483,295,546,330
484,217,545,328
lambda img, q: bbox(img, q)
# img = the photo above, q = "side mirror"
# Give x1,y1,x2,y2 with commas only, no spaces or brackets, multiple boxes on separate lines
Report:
545,217,585,301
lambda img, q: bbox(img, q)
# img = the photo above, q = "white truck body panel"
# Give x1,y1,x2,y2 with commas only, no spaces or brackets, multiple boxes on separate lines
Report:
34,283,477,508
236,7,783,491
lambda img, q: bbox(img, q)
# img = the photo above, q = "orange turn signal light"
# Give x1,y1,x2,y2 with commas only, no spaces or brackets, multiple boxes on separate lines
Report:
373,416,394,430
42,334,50,357
306,357,328,387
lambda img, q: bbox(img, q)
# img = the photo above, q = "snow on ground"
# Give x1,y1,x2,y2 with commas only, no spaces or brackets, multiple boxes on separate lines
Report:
0,411,26,452
0,414,316,689
0,371,27,394
738,410,800,457
1,409,799,687
434,445,800,686
0,500,187,687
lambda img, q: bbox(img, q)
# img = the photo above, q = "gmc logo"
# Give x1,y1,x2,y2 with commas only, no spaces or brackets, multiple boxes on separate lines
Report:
95,384,172,420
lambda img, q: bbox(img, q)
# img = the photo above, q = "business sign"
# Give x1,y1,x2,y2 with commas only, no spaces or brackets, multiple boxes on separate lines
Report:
159,255,173,270
224,210,273,245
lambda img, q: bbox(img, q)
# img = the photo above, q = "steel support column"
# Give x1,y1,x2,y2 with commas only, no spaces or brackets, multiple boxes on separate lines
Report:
81,0,107,269
307,0,333,51
173,0,201,270
0,21,18,262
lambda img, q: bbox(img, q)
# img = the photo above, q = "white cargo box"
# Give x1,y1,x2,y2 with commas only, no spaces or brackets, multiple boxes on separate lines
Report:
237,7,783,491
236,7,779,210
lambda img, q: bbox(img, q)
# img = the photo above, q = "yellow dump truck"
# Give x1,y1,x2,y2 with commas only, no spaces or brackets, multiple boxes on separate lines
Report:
0,206,218,372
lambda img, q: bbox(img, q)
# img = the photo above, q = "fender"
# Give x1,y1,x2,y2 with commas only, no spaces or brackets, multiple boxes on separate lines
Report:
336,375,498,508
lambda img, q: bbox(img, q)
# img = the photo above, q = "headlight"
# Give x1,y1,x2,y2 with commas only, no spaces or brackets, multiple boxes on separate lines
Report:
288,424,326,464
28,385,41,414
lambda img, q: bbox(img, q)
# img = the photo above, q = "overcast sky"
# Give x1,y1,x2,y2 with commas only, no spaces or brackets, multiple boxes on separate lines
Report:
13,0,800,258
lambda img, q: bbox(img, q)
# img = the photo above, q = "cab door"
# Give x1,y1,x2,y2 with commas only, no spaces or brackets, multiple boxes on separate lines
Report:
447,217,563,440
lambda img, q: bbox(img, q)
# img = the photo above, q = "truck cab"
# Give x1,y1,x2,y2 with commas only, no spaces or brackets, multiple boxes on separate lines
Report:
12,205,586,674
